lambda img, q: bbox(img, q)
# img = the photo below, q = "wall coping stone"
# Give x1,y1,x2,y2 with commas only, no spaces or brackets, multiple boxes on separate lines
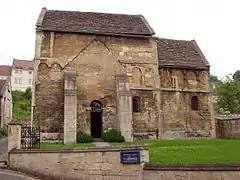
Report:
8,122,22,125
143,163,240,171
10,145,148,154
215,114,240,120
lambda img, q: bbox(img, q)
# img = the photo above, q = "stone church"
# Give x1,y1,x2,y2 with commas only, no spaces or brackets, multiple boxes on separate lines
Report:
32,7,215,142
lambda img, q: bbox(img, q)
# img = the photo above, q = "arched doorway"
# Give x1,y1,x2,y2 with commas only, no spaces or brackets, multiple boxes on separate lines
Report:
90,100,102,138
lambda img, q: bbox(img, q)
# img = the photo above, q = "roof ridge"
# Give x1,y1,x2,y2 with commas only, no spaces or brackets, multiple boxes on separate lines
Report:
155,37,193,42
13,59,33,62
46,8,140,17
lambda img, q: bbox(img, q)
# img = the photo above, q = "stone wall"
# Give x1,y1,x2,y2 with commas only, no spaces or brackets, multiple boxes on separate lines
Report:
0,79,12,128
216,114,240,139
143,164,240,180
159,68,215,139
132,89,159,140
9,146,149,180
9,147,240,180
34,31,159,136
33,30,214,140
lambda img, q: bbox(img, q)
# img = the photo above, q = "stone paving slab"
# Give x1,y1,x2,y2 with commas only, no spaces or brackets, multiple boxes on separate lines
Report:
93,142,111,147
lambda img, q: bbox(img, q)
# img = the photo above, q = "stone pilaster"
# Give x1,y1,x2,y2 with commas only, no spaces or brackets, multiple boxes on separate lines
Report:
8,122,22,151
64,69,77,144
116,74,133,142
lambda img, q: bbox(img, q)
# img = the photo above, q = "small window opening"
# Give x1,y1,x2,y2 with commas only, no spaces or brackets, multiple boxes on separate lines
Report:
191,96,199,111
132,96,140,113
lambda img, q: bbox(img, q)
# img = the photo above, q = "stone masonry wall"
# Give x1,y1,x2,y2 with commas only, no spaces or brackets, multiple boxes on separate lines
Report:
9,146,149,180
132,89,159,140
9,147,240,180
143,164,240,180
34,31,159,135
216,115,240,139
159,68,214,139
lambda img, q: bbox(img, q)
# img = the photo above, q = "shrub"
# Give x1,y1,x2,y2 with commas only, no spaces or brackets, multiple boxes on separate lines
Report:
102,129,125,142
77,131,93,143
0,126,8,138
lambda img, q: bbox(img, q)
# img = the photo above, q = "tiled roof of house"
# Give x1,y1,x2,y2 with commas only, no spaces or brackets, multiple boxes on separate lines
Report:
156,38,210,69
0,65,11,76
0,80,6,96
36,7,155,37
12,59,33,70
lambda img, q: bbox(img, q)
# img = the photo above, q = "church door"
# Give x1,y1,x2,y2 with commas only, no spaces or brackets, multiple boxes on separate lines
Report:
90,100,102,138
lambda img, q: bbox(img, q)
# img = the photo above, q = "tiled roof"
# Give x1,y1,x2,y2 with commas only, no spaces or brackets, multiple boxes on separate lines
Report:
0,80,6,96
0,65,11,76
12,59,33,70
36,7,155,36
156,38,210,69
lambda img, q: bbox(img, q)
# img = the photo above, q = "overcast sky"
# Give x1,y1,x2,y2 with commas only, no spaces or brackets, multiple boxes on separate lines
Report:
0,0,239,78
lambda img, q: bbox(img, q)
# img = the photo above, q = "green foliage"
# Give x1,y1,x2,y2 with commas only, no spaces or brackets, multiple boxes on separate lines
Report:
215,75,240,114
40,142,93,149
23,87,32,100
102,129,125,142
12,89,32,118
112,140,240,164
233,70,240,82
76,131,93,143
0,126,8,138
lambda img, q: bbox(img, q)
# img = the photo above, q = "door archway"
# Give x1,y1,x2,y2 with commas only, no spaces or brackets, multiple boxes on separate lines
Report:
90,100,102,138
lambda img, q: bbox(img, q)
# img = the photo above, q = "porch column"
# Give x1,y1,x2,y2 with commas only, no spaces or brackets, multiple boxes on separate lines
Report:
116,74,133,142
64,69,77,144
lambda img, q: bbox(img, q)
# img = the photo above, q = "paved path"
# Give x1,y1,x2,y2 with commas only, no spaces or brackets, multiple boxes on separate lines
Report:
0,138,8,153
0,169,41,180
93,142,111,147
0,138,41,179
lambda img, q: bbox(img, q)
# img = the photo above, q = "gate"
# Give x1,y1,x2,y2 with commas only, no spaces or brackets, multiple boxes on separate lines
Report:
21,126,40,149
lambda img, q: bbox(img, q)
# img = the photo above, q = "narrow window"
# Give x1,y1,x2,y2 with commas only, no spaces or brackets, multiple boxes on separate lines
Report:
171,76,177,88
132,96,140,113
191,96,199,111
132,67,142,85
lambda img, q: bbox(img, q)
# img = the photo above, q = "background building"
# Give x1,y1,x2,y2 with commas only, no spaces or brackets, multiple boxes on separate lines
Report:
11,59,33,91
0,65,12,80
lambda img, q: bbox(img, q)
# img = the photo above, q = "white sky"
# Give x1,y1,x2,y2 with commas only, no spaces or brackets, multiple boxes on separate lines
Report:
0,0,239,78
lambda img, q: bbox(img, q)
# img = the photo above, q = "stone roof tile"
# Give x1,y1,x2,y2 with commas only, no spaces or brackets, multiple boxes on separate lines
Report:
156,38,210,69
36,7,155,36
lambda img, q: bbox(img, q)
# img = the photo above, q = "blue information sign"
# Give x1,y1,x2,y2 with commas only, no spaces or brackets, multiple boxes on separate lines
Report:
120,151,141,164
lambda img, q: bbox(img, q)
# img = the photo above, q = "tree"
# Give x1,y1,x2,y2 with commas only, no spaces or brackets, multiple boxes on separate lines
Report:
12,88,32,118
211,75,221,84
215,75,240,114
23,87,32,101
233,70,240,82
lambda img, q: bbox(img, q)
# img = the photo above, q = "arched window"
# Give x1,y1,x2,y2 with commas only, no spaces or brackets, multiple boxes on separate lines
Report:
191,96,199,111
132,96,140,113
132,67,142,85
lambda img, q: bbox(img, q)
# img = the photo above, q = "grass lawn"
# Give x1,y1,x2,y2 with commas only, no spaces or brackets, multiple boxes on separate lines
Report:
112,139,240,164
40,142,94,149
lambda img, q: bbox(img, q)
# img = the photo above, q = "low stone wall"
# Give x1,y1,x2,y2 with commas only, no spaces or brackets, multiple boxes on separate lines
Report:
215,114,240,138
143,164,240,180
9,145,149,180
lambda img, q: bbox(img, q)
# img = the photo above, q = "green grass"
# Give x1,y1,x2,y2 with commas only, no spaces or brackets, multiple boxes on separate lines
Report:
40,142,94,149
112,139,240,164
